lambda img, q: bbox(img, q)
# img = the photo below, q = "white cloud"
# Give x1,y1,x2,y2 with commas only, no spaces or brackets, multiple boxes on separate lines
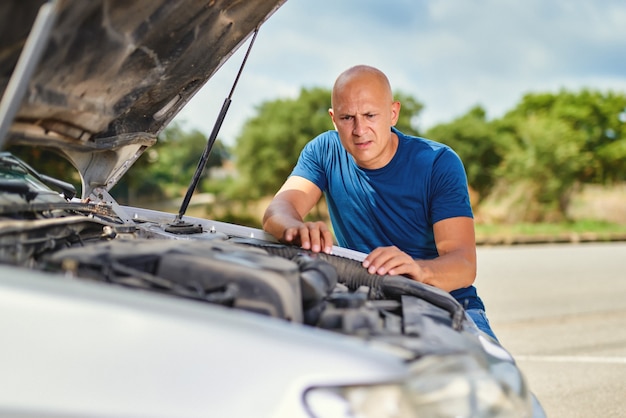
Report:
174,0,626,144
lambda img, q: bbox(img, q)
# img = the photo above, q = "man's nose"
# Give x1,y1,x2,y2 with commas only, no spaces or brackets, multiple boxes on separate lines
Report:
353,116,366,135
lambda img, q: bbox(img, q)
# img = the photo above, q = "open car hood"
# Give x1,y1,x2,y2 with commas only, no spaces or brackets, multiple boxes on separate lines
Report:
0,0,286,198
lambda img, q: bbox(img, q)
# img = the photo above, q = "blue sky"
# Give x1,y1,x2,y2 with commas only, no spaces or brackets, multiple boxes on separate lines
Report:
174,0,626,145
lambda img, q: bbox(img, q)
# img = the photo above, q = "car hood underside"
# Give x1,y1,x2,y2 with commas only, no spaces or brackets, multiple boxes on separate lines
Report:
0,0,286,197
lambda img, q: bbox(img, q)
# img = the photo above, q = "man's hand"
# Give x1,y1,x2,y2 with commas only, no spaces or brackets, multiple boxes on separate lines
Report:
361,217,477,292
282,221,333,254
362,246,425,279
263,176,334,253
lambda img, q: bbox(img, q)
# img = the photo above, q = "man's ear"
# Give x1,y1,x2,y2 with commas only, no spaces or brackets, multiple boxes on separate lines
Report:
391,101,401,126
328,108,338,130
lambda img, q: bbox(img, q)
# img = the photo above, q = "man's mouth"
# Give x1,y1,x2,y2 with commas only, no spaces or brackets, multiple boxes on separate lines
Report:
355,141,372,149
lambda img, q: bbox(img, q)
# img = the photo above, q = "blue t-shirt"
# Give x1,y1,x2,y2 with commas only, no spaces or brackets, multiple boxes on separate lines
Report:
291,127,484,310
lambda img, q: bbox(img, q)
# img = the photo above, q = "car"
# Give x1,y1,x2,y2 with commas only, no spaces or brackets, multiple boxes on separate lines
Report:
0,1,545,417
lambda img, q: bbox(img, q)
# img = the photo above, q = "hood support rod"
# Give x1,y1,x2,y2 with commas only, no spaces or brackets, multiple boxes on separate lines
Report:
0,0,58,150
174,28,260,224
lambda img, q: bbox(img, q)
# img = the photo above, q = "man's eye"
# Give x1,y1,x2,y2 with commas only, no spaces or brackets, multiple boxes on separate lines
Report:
341,115,353,121
366,113,376,119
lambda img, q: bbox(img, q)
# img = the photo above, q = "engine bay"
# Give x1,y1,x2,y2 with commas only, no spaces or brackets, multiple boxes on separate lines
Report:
0,207,478,357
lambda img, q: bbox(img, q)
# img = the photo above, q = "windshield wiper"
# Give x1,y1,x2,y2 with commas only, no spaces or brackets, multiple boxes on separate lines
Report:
39,173,76,200
0,179,39,202
0,153,76,200
0,200,121,222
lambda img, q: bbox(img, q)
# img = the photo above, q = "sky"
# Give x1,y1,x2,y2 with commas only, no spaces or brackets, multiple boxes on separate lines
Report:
173,0,626,145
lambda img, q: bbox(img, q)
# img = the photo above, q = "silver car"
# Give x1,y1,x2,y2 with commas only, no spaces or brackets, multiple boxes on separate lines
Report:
0,1,544,417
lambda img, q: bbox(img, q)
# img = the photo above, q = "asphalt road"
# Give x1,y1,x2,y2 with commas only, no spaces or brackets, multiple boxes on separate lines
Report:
475,242,626,418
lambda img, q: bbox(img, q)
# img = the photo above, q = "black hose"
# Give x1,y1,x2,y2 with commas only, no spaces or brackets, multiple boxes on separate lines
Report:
234,240,465,330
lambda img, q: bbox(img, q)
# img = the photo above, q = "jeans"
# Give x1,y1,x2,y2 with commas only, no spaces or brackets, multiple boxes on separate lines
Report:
466,308,499,342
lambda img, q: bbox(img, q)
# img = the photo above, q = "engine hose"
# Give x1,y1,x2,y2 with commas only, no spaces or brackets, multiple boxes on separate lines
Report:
321,254,465,331
234,240,465,330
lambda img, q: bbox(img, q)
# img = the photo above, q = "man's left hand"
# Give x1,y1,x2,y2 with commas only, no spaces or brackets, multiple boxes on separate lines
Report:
362,246,424,280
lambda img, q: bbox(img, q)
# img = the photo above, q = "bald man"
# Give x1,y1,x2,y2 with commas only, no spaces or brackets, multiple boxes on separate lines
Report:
263,65,497,340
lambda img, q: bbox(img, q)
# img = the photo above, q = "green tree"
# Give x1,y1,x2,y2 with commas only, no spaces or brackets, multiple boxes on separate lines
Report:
394,91,424,136
233,87,335,200
503,89,626,184
485,89,625,221
494,114,591,221
113,122,229,204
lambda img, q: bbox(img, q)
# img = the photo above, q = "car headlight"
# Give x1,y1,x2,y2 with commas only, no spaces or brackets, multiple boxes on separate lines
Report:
304,354,531,418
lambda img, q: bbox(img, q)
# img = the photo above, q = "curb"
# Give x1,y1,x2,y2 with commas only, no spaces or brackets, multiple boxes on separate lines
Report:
476,233,626,246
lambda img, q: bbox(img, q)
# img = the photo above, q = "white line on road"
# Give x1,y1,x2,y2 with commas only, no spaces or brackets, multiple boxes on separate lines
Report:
515,355,626,364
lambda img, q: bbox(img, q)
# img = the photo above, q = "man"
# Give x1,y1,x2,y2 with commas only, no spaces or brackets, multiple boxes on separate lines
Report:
262,65,497,340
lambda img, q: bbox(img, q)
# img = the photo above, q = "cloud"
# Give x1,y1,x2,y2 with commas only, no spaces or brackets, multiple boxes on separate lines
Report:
174,0,626,144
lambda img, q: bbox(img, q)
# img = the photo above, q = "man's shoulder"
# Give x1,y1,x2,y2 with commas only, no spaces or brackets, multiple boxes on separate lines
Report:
394,128,450,152
394,129,464,173
306,130,342,152
312,130,340,142
394,129,455,164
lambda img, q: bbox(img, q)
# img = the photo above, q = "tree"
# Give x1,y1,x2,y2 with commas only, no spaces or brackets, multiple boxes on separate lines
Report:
394,91,424,136
233,87,335,200
112,122,229,204
503,89,626,184
483,89,625,221
493,114,591,221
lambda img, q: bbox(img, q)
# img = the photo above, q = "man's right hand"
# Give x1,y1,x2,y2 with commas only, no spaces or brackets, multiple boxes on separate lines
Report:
263,176,334,254
282,221,333,254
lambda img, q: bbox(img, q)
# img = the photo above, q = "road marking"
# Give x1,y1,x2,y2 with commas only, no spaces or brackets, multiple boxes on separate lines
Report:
515,355,626,364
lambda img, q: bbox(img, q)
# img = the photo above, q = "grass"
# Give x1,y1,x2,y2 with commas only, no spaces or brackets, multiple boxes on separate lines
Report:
475,220,626,244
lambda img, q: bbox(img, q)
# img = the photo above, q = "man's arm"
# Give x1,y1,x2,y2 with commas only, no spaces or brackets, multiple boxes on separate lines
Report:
362,216,476,292
262,176,334,253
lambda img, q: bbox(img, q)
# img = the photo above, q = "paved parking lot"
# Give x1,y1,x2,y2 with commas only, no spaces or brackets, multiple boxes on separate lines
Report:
475,242,626,417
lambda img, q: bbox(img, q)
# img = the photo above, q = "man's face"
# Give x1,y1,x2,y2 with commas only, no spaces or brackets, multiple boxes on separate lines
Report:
329,74,400,170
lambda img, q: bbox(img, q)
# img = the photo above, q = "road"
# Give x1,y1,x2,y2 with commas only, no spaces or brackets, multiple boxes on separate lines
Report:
475,242,626,418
